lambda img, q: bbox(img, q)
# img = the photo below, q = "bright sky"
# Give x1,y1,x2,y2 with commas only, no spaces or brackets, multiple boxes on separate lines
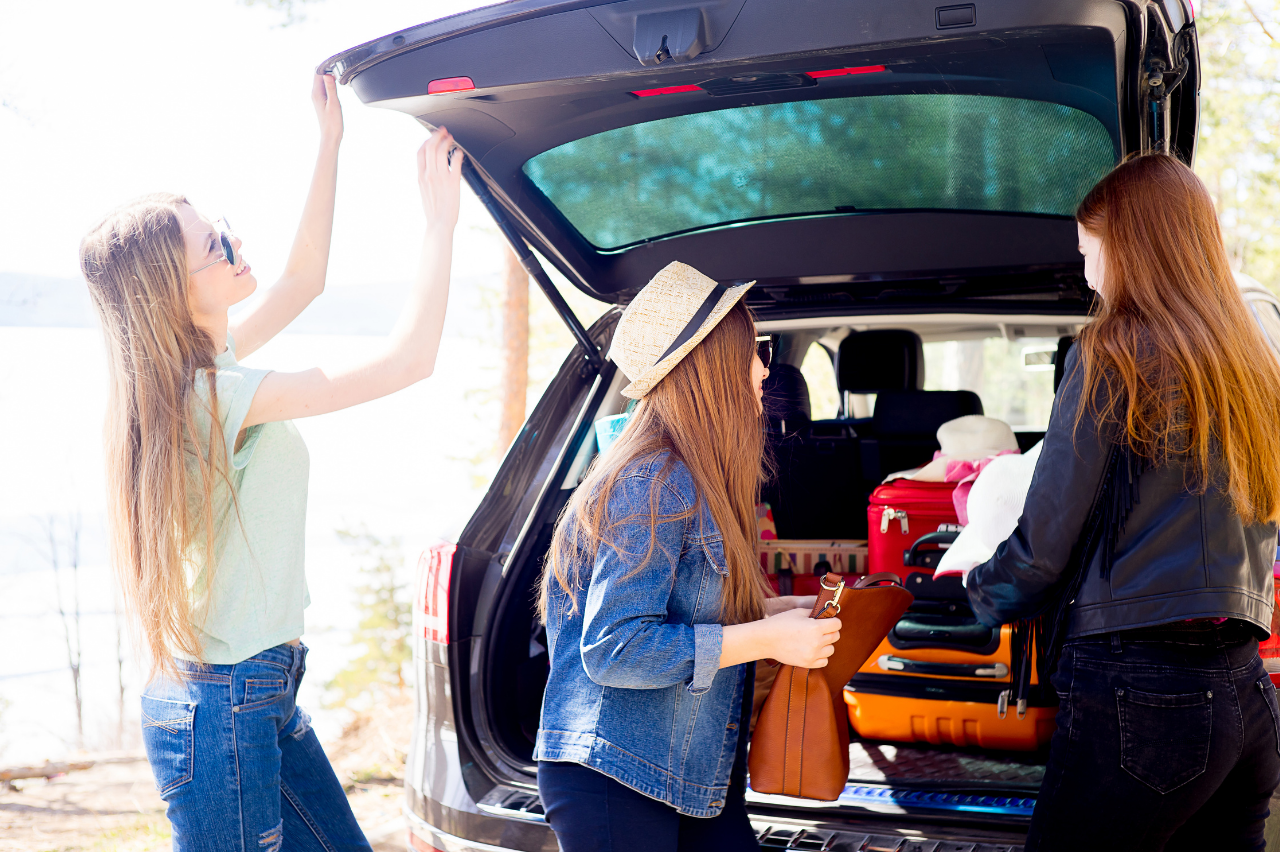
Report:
1,0,498,287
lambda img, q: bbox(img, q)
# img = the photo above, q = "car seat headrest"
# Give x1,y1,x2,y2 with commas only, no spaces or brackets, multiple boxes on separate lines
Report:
762,364,811,429
872,390,984,437
1053,336,1075,394
837,330,925,393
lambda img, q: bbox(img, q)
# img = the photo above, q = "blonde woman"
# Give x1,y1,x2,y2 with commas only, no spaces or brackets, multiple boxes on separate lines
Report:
535,263,840,851
79,75,462,851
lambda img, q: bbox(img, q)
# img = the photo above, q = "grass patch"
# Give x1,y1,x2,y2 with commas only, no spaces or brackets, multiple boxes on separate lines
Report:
86,813,171,852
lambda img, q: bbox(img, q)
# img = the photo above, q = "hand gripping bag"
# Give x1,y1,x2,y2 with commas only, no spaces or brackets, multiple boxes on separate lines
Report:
749,573,913,800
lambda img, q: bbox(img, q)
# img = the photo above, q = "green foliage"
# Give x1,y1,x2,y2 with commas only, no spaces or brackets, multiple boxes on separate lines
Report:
1195,0,1280,294
325,528,411,708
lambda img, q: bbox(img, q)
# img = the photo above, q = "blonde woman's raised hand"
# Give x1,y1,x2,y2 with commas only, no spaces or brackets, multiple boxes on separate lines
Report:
417,128,463,232
312,73,343,147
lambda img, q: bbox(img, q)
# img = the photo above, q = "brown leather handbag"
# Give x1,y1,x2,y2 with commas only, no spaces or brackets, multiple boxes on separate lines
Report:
748,573,913,800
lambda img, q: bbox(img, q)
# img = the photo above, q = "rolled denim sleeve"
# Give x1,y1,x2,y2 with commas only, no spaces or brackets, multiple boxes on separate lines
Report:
690,623,724,694
580,473,715,692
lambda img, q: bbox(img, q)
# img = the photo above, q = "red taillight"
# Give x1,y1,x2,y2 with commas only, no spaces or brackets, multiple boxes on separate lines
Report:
419,541,456,644
806,65,887,79
427,76,475,95
407,830,444,852
630,84,703,98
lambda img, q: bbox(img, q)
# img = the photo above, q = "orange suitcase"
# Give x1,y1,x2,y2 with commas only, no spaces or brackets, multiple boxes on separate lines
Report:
843,571,1057,751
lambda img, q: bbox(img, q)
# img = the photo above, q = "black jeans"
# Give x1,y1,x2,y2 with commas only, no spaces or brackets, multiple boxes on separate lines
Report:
1027,621,1280,851
537,760,758,852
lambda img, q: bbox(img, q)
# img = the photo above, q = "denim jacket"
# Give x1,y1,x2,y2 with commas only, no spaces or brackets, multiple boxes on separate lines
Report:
534,452,748,817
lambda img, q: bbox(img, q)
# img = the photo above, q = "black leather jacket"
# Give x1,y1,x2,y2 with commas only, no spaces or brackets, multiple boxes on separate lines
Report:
968,344,1277,637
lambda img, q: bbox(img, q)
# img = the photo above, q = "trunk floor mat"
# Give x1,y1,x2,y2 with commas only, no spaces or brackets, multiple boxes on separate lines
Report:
848,739,1047,791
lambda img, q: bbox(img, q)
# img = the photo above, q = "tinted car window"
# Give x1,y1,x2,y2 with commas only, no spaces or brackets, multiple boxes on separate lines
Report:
525,94,1115,249
923,337,1059,430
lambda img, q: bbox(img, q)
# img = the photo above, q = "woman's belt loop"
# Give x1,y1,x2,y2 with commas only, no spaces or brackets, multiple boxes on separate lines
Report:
1110,632,1123,655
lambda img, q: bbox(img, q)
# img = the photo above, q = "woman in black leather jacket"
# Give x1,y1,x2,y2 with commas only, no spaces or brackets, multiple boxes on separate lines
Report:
967,154,1280,851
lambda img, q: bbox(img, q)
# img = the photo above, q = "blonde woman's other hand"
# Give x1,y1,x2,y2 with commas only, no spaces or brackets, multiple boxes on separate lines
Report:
313,73,343,147
417,128,463,232
760,608,841,669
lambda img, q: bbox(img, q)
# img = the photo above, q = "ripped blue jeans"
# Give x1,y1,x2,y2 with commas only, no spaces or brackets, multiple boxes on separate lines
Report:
140,642,371,852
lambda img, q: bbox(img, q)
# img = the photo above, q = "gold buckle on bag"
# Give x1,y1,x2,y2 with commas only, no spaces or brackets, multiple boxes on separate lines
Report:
818,576,846,616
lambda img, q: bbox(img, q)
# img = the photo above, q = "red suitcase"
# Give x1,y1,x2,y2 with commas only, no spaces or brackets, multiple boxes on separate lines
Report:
867,479,962,578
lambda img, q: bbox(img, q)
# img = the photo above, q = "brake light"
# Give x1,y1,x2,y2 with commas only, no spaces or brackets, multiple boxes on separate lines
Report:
419,541,456,643
427,76,475,95
806,65,887,79
407,830,445,852
630,84,703,97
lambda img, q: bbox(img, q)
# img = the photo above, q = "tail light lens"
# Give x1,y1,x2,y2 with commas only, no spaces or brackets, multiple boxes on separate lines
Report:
418,541,456,644
427,76,475,95
407,830,445,852
806,64,887,79
630,83,703,97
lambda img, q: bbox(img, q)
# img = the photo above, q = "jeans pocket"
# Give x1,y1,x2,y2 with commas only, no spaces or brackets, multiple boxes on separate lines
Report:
1258,676,1280,759
140,695,195,797
1116,686,1212,793
240,678,288,710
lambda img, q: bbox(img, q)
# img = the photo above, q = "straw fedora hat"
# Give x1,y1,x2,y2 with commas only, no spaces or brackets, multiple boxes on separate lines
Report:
609,261,755,399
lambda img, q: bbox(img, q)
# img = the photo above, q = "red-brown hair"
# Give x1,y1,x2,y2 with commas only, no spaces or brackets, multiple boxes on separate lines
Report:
1074,153,1280,524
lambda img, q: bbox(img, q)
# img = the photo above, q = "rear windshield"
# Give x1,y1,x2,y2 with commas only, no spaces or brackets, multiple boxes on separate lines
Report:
524,93,1115,249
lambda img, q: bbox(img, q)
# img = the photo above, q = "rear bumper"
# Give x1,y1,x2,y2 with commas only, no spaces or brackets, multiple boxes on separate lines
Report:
406,806,553,852
407,788,1030,852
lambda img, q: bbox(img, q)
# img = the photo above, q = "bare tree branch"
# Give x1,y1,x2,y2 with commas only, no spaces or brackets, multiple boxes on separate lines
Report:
43,514,84,750
1243,0,1276,40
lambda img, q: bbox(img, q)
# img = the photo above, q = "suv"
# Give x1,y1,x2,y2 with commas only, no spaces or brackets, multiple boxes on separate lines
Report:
320,2,1237,849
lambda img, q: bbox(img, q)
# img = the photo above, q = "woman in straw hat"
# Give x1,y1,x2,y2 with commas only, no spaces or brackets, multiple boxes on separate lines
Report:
535,261,838,850
967,154,1280,849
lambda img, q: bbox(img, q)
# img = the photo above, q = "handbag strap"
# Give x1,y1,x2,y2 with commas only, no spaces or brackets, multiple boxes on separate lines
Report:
853,572,903,589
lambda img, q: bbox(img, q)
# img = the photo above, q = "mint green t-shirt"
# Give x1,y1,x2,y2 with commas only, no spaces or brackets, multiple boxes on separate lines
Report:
179,335,310,664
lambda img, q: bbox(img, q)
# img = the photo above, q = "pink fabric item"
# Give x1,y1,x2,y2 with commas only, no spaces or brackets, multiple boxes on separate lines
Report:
944,450,1021,525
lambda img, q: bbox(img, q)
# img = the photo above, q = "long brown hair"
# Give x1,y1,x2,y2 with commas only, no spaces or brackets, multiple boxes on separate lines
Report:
539,300,772,625
1074,153,1280,524
81,193,234,678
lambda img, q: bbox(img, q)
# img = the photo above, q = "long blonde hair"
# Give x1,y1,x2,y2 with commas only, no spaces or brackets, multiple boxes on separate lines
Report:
539,300,772,626
81,194,233,678
1074,154,1280,524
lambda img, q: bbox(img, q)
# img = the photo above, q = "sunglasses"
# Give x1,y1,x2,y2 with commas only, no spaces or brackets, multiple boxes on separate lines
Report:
756,335,775,369
190,218,238,275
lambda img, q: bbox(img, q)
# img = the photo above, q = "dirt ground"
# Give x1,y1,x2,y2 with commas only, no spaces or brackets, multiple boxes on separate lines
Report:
0,692,413,852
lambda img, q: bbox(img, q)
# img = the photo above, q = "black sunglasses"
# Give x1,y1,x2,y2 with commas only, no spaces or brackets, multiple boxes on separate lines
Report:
755,335,774,369
190,218,238,275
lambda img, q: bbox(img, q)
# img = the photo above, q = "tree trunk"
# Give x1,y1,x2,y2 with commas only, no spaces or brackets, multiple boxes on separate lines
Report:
498,246,530,451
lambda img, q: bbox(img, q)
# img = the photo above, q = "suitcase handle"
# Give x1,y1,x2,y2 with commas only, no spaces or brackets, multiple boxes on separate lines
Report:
876,654,1009,679
905,530,961,568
